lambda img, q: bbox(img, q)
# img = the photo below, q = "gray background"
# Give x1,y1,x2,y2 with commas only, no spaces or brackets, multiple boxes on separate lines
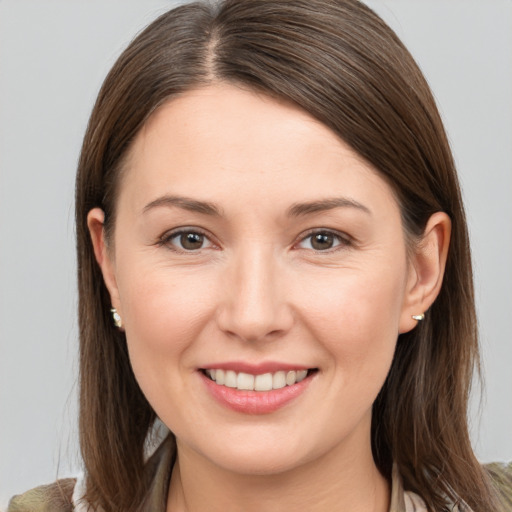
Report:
1,0,511,508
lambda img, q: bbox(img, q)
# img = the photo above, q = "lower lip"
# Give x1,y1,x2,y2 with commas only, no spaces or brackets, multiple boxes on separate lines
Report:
200,371,314,414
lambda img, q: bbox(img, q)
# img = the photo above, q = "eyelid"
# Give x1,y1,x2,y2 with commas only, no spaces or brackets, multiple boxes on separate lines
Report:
157,226,218,252
156,226,352,253
293,228,352,251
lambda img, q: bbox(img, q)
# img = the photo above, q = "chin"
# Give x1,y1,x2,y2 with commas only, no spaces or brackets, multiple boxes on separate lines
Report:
178,425,327,477
206,447,309,476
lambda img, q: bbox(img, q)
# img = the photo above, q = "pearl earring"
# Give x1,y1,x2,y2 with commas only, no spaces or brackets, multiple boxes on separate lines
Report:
110,308,122,328
412,313,425,321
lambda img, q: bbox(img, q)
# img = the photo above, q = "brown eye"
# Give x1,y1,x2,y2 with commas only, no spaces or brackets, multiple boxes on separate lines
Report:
297,231,348,251
311,233,334,250
181,232,204,250
163,230,212,251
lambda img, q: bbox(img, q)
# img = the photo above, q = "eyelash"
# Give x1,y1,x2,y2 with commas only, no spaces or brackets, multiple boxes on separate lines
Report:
157,227,215,253
294,229,351,252
157,228,351,253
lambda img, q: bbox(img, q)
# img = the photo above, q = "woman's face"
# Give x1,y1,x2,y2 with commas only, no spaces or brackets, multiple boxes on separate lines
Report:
91,84,425,475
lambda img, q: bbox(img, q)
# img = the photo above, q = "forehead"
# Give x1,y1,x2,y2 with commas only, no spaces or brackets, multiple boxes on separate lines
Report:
120,83,399,218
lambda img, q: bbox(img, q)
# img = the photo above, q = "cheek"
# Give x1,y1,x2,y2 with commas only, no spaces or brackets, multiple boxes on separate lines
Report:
115,261,217,383
297,265,406,386
301,266,406,339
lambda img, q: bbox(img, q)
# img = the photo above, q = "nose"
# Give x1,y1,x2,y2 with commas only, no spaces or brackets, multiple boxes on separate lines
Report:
215,245,294,343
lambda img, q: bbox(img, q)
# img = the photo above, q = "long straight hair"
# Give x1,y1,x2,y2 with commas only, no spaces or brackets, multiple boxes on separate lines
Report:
75,1,501,510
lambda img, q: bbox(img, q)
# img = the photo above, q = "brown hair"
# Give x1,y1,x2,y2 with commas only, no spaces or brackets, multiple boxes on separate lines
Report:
75,1,501,510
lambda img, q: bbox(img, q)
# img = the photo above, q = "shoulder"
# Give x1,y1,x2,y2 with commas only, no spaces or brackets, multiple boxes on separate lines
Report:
7,478,76,512
485,461,512,508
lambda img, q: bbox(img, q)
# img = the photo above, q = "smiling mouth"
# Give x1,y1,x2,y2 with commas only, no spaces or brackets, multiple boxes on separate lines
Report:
201,368,317,392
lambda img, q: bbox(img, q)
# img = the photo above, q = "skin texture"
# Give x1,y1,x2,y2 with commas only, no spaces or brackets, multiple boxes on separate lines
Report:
88,84,450,512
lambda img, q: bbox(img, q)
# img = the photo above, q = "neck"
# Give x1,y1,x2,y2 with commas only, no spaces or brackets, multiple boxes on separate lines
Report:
166,426,390,512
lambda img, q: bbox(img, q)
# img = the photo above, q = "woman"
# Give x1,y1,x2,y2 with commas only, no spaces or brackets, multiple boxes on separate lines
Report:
8,1,511,511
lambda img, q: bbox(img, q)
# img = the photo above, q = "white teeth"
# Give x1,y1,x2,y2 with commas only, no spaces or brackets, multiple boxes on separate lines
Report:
272,371,286,389
237,372,255,390
225,370,237,388
215,369,225,385
286,370,297,386
254,373,273,391
205,368,311,391
296,370,308,382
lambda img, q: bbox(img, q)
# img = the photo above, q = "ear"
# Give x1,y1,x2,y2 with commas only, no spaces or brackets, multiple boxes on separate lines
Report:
87,208,122,314
399,212,451,333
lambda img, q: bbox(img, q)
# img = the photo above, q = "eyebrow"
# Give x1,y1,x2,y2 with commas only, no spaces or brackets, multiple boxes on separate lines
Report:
143,195,222,216
142,194,371,218
287,197,371,217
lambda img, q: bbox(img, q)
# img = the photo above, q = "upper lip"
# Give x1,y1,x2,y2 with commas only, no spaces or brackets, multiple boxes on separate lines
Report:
200,361,314,375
